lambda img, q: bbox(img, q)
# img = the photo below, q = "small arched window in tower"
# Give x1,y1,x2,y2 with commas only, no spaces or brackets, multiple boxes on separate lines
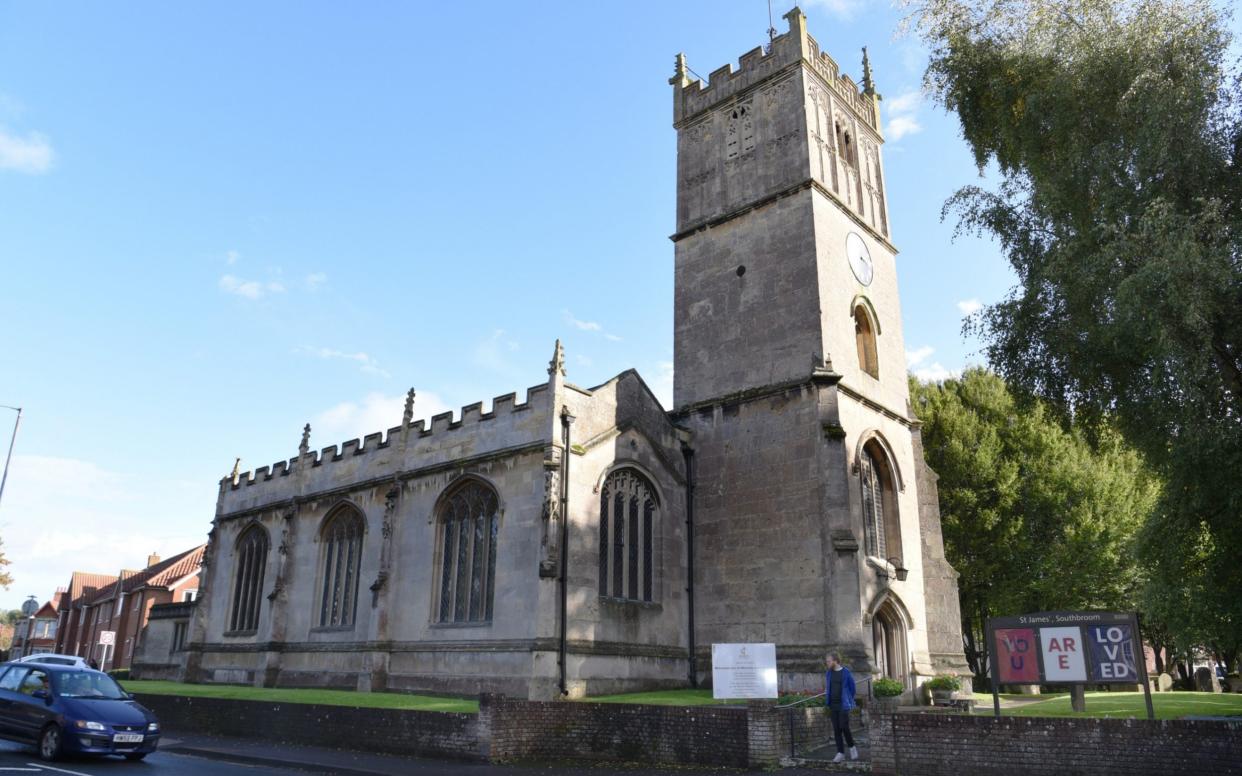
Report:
859,441,902,563
317,506,364,628
854,304,880,379
229,524,269,633
598,468,658,602
726,104,755,160
436,479,500,624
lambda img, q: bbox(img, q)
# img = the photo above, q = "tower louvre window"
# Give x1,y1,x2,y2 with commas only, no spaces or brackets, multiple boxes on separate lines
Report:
229,524,269,633
317,506,364,628
854,304,880,378
598,468,658,602
859,441,902,563
726,104,755,159
435,479,500,624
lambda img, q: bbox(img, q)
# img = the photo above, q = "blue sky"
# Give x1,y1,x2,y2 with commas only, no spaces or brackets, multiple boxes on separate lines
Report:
0,0,1014,610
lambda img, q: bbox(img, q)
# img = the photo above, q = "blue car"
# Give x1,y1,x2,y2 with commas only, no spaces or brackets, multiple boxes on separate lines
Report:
0,661,160,761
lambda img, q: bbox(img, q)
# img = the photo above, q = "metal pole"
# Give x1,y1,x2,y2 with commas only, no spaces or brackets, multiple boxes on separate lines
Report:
987,619,1001,718
0,406,22,513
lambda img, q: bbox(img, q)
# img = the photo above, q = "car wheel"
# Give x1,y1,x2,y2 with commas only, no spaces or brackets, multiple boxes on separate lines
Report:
38,725,62,762
124,753,147,761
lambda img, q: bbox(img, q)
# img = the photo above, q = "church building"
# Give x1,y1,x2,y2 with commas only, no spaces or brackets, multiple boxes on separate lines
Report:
162,7,969,701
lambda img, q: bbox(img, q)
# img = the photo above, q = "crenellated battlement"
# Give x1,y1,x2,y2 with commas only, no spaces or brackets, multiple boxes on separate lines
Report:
672,6,878,132
221,382,552,503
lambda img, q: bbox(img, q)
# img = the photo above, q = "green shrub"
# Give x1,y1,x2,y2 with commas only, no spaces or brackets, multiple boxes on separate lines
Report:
925,674,962,692
873,678,905,697
108,669,130,681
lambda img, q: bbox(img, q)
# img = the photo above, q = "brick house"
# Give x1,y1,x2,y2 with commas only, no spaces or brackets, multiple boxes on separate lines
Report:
55,572,119,658
55,546,204,671
12,595,62,659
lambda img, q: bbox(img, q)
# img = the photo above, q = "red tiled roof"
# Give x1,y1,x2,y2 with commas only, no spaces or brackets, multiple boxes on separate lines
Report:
143,545,205,588
62,572,119,608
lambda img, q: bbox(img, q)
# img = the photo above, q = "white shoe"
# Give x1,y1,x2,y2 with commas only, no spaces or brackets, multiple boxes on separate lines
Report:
849,746,859,760
832,752,845,763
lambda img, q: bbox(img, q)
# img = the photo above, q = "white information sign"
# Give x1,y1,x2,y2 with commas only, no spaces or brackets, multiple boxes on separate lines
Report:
98,630,116,647
711,642,778,699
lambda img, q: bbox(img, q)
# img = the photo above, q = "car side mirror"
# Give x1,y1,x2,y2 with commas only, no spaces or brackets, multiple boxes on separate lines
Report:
31,690,49,701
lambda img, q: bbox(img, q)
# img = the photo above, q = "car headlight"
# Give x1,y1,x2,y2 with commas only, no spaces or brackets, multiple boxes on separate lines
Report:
74,721,106,731
147,722,159,732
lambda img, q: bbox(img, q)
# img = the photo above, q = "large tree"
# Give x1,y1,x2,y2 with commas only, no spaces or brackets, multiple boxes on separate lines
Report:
912,369,1159,679
908,0,1242,657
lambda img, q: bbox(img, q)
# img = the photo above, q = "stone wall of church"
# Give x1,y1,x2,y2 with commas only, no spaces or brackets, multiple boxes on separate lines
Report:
189,382,563,698
560,371,690,695
677,378,852,692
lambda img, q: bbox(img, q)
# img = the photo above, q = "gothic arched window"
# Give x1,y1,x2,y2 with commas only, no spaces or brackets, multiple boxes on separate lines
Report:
229,524,269,633
854,304,880,378
317,506,364,628
598,468,658,602
436,479,499,624
859,441,901,563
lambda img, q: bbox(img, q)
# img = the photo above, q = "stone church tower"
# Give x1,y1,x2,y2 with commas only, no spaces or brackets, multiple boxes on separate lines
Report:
670,7,970,691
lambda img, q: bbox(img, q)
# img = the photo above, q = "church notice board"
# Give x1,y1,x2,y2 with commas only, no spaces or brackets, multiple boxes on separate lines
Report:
985,611,1154,719
711,643,778,699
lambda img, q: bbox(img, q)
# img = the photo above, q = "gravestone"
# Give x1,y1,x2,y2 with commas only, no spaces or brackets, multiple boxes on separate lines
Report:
1157,673,1174,692
1193,667,1220,693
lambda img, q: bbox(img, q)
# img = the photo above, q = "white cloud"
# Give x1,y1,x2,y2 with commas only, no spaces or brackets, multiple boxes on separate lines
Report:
219,274,285,300
0,455,211,611
0,126,54,174
295,347,390,378
225,249,240,265
473,329,521,373
312,390,452,444
604,333,623,342
914,362,956,382
906,346,935,368
305,272,327,289
805,0,867,20
563,310,602,332
957,298,983,316
884,90,924,141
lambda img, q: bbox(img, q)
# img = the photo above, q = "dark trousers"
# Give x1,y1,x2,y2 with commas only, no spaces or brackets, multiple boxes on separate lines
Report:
830,707,855,753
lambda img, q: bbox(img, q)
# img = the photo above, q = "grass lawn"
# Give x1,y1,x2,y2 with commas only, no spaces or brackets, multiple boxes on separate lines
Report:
120,680,478,713
583,689,736,706
977,691,1242,720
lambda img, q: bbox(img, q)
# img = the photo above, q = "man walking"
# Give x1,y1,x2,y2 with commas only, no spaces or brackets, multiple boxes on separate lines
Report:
825,652,859,763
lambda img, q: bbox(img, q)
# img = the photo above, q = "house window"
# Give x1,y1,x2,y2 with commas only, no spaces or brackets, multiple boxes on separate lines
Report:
854,304,880,378
435,479,500,624
317,506,365,628
171,622,188,652
859,441,901,563
228,524,269,633
182,591,196,603
598,468,658,602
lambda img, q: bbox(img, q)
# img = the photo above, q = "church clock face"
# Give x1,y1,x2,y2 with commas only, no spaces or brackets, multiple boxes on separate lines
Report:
846,232,873,286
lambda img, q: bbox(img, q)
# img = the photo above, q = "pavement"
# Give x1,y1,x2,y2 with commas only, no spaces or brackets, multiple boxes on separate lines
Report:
159,733,856,775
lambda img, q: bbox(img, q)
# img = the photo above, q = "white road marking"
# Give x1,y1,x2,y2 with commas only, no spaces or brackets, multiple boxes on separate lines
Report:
24,765,96,776
0,769,41,772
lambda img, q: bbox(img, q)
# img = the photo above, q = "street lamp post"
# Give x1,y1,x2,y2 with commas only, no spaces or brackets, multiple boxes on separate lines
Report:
876,557,909,583
0,405,22,514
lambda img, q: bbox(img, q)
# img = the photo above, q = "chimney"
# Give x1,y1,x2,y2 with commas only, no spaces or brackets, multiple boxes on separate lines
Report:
146,553,160,568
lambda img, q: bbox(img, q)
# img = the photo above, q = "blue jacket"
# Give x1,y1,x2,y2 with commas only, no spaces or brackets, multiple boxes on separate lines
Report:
824,667,857,710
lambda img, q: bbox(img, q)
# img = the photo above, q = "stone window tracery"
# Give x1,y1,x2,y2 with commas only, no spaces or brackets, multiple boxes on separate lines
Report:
598,468,657,602
229,524,269,633
725,103,755,159
860,441,901,563
317,506,364,628
435,479,499,624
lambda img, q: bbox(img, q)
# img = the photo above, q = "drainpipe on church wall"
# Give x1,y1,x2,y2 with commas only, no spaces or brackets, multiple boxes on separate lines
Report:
557,406,575,696
682,444,697,688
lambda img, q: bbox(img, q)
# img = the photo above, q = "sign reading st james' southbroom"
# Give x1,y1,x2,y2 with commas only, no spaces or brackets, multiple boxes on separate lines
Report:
985,611,1154,719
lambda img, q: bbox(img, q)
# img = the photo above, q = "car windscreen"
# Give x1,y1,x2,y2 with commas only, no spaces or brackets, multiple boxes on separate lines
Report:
51,672,129,700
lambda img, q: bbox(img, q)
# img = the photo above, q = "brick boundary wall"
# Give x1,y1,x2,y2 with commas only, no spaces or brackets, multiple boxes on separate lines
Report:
134,694,483,761
870,712,1242,776
136,692,810,768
